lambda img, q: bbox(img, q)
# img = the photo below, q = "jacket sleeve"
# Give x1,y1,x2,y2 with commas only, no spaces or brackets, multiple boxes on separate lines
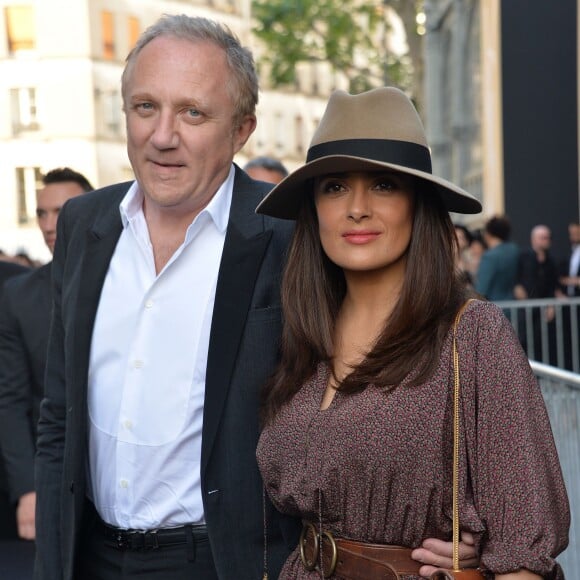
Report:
0,280,37,502
460,302,569,577
34,212,68,579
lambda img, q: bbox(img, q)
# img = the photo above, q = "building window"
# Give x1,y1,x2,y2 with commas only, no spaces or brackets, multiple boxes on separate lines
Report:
5,5,35,53
275,113,285,153
15,167,42,225
10,87,39,134
128,16,140,50
101,11,115,60
103,90,122,133
294,115,304,156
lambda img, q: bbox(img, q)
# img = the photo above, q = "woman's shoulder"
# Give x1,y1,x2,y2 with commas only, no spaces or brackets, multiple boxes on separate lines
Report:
458,298,512,337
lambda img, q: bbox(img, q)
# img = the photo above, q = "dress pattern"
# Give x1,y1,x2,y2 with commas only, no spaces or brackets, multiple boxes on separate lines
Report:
257,300,569,578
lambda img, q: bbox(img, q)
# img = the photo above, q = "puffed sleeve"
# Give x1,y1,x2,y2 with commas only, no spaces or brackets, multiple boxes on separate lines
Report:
458,301,569,577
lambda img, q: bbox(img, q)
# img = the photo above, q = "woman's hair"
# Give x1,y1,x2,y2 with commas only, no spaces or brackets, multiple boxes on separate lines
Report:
121,14,259,128
261,179,470,424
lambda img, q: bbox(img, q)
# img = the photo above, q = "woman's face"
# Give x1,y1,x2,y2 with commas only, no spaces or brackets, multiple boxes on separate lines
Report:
313,171,414,276
455,227,469,251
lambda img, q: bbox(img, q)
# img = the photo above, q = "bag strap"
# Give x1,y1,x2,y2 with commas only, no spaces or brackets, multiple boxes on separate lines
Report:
451,299,475,570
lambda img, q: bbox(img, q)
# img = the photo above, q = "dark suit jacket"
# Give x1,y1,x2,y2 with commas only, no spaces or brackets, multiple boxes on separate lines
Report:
0,263,52,502
0,261,29,288
0,260,31,538
35,168,300,580
558,249,580,296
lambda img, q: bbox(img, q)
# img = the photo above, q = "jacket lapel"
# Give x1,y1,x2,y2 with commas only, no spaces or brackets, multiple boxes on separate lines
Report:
72,188,125,392
201,169,273,473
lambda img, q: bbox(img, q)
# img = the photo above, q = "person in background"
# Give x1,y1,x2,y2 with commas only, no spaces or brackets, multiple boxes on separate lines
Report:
514,225,562,363
559,221,580,296
0,168,93,542
557,222,580,370
256,86,568,579
475,215,519,301
454,224,475,286
244,155,289,184
0,259,30,541
467,230,486,283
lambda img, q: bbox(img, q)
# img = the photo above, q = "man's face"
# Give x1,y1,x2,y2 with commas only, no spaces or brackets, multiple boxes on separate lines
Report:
36,182,86,253
531,226,551,252
123,36,256,218
245,166,286,184
569,224,580,245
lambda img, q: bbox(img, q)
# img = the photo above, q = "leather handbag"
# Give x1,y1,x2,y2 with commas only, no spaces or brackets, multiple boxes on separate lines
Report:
430,300,485,580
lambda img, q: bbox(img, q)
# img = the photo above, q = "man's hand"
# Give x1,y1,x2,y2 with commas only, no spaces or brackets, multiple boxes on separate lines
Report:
16,491,36,540
411,532,479,577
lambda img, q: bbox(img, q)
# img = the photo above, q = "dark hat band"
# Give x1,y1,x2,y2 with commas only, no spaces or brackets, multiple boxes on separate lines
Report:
307,139,432,174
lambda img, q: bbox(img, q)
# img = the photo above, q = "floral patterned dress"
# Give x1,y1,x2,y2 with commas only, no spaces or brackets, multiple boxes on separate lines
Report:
257,301,569,578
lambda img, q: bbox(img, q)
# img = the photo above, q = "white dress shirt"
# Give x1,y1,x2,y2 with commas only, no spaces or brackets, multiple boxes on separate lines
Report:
87,166,234,529
569,245,580,295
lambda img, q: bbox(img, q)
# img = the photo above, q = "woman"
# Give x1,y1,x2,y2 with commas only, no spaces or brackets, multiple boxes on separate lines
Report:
256,88,568,579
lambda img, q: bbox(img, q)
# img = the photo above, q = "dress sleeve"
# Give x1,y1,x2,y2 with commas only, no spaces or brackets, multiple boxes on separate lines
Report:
460,302,569,577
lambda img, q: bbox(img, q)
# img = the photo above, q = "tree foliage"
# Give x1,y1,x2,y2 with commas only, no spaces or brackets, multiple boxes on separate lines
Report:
252,0,415,93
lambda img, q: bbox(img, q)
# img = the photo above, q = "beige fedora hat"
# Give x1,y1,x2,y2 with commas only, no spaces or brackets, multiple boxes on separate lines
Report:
256,87,482,219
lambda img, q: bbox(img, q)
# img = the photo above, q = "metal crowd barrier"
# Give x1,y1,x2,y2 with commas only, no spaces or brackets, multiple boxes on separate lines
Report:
529,360,580,577
494,297,580,373
491,298,580,573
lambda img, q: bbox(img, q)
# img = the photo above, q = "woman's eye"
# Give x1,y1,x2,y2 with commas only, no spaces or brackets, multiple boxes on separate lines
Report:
319,180,345,194
375,179,397,191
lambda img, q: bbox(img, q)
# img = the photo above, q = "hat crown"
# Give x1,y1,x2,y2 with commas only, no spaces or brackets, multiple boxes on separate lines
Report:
310,87,428,150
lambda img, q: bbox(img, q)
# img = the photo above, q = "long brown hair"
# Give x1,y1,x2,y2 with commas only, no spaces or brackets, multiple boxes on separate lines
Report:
261,179,470,425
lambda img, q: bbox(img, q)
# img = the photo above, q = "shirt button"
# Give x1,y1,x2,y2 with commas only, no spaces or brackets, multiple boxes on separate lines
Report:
145,300,154,309
123,419,133,430
120,479,129,489
133,360,143,369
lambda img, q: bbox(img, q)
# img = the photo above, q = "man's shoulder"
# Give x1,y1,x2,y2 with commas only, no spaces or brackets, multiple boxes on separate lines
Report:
1,263,51,307
0,261,29,285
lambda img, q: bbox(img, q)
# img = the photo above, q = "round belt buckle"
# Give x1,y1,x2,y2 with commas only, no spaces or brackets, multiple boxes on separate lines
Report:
299,522,318,571
320,530,338,578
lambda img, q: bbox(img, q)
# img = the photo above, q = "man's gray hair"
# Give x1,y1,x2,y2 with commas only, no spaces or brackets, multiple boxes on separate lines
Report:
121,14,259,126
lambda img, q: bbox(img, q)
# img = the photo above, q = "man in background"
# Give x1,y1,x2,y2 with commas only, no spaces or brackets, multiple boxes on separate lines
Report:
244,155,288,184
0,168,93,541
514,224,562,363
475,215,520,301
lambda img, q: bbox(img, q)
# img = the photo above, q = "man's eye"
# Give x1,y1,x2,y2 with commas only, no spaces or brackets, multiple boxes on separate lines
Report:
188,108,201,117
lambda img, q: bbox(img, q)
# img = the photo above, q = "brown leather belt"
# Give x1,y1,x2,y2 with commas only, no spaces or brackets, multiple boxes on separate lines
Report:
299,522,421,579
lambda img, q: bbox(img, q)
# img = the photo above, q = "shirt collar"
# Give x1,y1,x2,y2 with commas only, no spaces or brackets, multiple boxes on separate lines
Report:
119,165,235,234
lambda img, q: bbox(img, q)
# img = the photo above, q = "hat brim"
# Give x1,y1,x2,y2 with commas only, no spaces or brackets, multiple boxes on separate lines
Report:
255,155,482,219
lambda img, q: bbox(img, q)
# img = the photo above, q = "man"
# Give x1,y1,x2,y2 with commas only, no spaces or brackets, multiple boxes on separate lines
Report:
475,215,520,301
557,222,580,370
559,222,580,296
513,225,561,363
0,259,30,540
35,15,477,580
0,168,93,542
243,156,288,184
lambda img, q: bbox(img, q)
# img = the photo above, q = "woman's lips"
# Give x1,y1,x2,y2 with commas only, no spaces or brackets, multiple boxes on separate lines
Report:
342,231,381,244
